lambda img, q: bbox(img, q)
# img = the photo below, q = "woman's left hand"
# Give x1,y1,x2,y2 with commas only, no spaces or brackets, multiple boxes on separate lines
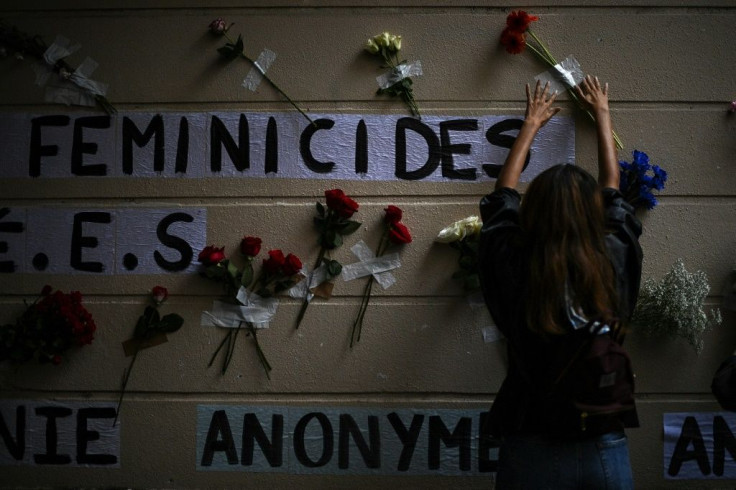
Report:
525,80,560,129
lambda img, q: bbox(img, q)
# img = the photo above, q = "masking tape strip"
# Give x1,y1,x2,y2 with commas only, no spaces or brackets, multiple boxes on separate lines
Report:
201,299,276,329
287,265,328,302
44,83,96,107
242,48,277,92
342,240,399,290
43,35,81,66
534,55,584,94
376,60,423,90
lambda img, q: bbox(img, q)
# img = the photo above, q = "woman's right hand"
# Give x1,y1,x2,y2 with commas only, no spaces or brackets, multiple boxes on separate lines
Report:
575,74,610,116
525,80,560,129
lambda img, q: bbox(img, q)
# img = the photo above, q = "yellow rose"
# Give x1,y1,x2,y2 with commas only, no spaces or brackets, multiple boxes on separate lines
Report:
435,216,481,243
365,38,380,54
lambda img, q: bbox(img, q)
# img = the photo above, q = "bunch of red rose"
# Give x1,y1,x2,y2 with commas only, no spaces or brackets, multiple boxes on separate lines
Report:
198,237,302,376
0,285,96,365
384,205,412,245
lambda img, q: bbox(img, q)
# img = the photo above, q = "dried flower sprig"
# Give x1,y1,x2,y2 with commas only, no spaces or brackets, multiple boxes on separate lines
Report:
208,18,314,126
631,259,722,354
499,11,622,150
365,31,421,118
435,216,483,292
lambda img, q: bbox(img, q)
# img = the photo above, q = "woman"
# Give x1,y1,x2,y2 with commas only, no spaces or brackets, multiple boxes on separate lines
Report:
479,76,643,489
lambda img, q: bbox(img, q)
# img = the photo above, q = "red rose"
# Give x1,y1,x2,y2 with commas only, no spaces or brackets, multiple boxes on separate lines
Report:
263,249,286,274
505,10,538,33
152,286,168,305
325,189,359,218
336,195,359,219
500,28,526,54
325,189,347,210
282,253,303,277
198,245,226,265
240,236,262,257
384,205,403,225
389,222,413,244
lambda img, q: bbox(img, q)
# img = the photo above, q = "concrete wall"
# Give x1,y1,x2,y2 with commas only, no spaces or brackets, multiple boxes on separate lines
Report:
1,1,735,488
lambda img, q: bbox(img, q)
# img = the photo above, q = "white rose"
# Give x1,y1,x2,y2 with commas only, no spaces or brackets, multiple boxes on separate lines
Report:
365,38,380,54
435,216,481,243
390,34,402,52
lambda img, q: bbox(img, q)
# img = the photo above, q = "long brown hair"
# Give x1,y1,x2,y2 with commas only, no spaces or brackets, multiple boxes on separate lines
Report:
519,164,617,335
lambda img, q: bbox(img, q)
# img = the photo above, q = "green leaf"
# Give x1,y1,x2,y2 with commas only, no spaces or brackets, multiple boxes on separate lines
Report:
227,260,239,279
156,313,184,333
325,259,342,277
338,220,362,236
316,201,325,217
134,314,149,339
217,34,244,60
241,262,254,288
331,232,343,249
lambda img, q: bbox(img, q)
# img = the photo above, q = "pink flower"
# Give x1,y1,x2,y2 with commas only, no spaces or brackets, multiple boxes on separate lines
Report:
209,18,228,35
730,100,736,113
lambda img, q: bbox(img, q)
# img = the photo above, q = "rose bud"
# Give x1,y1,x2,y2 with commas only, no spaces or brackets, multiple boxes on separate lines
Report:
389,222,413,244
384,205,403,225
152,286,169,305
263,249,286,274
336,194,359,219
240,236,262,257
282,253,303,277
198,245,226,265
208,18,228,35
324,189,347,211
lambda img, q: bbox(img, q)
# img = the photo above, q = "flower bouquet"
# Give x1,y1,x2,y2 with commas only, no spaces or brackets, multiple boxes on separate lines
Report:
632,259,721,354
435,216,483,292
199,238,303,377
350,205,412,346
294,189,361,329
114,286,183,425
499,11,623,149
365,31,421,118
618,150,667,210
0,286,96,365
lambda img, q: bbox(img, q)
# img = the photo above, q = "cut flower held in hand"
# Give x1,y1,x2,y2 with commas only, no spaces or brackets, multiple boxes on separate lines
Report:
351,205,412,347
499,10,623,150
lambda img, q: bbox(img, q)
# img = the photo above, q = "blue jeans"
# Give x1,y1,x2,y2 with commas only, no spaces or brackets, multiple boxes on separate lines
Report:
495,432,634,489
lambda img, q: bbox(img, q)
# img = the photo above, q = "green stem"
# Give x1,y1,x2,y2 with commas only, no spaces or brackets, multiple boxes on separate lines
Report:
350,231,389,347
207,329,231,368
222,322,243,374
113,348,139,426
528,30,557,66
249,323,272,380
294,246,327,329
223,33,315,127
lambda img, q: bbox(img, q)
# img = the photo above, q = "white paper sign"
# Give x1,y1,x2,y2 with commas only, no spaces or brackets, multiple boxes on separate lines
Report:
0,112,575,183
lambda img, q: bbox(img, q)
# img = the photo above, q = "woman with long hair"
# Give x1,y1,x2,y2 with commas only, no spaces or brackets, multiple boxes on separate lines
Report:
479,76,643,488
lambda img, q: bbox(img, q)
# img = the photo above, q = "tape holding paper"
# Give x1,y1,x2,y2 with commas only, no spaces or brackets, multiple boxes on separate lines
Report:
243,48,277,92
534,55,584,94
376,60,423,90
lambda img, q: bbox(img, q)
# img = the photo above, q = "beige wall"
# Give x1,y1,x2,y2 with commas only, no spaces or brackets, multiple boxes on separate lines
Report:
1,1,735,488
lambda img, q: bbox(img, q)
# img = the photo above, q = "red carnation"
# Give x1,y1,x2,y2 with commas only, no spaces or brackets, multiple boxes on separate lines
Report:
240,236,262,257
282,253,303,277
389,222,413,244
198,245,226,266
263,249,286,275
500,28,526,54
506,10,538,33
384,205,403,225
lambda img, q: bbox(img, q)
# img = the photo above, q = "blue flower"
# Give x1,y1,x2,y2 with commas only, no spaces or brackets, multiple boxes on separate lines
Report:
618,149,666,211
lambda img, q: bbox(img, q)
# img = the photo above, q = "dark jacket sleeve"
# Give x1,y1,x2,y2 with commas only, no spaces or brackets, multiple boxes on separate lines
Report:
602,188,644,321
478,188,524,335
